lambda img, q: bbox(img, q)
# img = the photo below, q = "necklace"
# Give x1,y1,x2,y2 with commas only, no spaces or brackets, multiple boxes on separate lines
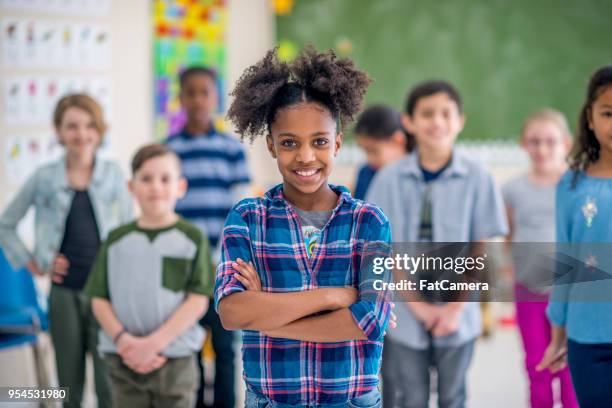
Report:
581,196,598,228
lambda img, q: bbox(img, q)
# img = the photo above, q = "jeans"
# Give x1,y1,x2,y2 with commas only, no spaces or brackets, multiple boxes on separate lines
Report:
567,339,612,408
245,388,381,408
382,337,475,408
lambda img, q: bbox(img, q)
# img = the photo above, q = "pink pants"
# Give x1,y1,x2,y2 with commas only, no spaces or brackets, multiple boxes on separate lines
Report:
514,283,578,408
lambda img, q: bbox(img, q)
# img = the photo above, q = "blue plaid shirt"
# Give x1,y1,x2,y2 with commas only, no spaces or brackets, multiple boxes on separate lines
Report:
214,184,392,405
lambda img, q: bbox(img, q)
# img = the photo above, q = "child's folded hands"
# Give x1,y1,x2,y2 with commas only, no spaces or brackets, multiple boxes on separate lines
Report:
117,332,167,374
410,302,442,331
430,303,462,337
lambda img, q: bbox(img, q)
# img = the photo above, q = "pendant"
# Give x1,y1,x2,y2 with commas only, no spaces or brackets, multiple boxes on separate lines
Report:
581,196,598,228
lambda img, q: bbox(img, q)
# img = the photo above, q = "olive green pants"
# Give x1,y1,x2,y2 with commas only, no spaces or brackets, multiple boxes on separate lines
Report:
104,353,198,408
49,284,113,407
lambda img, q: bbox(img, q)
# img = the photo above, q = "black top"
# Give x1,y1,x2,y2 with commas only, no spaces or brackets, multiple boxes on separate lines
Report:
58,190,101,290
420,161,450,183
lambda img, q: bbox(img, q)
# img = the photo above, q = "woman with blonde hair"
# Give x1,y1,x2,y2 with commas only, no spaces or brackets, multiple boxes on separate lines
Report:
0,94,133,407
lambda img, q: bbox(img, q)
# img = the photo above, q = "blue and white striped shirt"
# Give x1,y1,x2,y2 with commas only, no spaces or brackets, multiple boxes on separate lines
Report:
166,126,251,250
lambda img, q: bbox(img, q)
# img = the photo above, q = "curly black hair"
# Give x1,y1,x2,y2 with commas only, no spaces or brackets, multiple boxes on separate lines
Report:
568,65,612,186
227,46,372,142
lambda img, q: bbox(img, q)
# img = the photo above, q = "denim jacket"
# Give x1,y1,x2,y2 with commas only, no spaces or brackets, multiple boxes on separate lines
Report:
0,155,134,272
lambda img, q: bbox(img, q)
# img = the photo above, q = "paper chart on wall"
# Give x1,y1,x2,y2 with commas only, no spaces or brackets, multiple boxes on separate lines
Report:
2,76,113,124
0,0,112,16
36,19,61,66
1,18,21,66
0,19,111,69
4,134,60,187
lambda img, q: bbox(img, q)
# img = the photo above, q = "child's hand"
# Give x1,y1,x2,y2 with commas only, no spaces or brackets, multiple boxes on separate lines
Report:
130,355,167,374
537,341,567,373
409,302,441,331
233,258,262,291
122,353,167,374
431,304,463,337
116,332,138,355
117,333,164,373
50,254,70,284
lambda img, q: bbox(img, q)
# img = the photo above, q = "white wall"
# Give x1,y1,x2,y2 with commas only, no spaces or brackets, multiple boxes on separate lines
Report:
108,0,153,174
227,0,279,190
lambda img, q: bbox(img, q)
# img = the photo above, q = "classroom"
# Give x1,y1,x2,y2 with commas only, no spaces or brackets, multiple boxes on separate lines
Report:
1,0,611,407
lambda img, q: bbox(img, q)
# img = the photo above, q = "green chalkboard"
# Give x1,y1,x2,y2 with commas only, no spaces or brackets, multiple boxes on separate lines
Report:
276,0,612,141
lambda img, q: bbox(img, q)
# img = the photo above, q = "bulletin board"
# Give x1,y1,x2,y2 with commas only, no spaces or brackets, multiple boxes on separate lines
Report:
275,0,612,141
153,0,227,140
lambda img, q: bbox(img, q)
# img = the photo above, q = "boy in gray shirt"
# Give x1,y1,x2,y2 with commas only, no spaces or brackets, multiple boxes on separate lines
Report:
85,144,214,408
367,81,507,408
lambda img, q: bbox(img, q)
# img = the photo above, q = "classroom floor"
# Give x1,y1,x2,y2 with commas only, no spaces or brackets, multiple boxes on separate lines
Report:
0,307,535,408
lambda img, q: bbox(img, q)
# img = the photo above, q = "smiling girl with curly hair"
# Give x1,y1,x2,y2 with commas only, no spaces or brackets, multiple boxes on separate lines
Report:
214,46,393,407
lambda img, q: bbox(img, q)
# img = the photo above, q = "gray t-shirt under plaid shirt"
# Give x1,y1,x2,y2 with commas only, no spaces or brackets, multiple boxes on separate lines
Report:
294,207,332,258
85,219,214,357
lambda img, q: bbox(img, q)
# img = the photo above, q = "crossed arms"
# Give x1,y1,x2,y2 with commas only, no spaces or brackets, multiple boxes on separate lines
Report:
218,259,394,342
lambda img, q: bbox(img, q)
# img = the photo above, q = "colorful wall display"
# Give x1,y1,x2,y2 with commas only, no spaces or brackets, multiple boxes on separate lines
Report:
153,0,227,139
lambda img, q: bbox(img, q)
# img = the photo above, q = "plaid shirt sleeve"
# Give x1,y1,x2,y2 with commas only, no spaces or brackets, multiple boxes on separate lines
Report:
214,204,253,311
349,208,393,341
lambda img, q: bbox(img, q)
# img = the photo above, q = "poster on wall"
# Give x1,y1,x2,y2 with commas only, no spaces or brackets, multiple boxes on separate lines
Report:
153,0,227,140
4,134,61,187
0,0,112,16
0,19,111,69
2,76,112,124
